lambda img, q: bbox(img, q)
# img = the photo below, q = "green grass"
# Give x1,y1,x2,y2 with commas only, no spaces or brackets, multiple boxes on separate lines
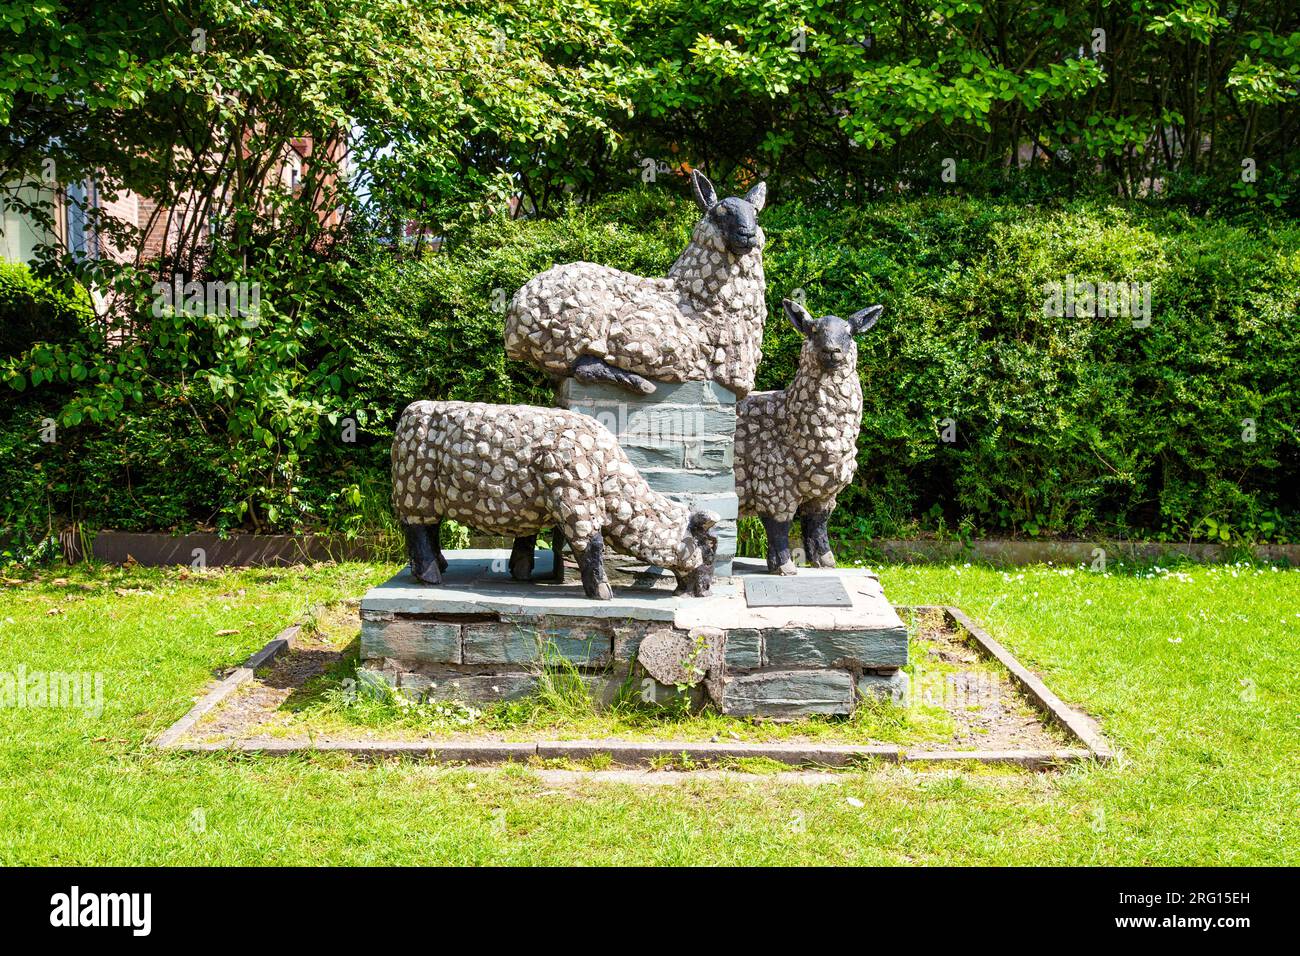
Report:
0,559,1296,865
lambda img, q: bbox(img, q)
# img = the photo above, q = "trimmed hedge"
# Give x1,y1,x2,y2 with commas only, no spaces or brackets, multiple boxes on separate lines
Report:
338,190,1300,543
3,191,1298,548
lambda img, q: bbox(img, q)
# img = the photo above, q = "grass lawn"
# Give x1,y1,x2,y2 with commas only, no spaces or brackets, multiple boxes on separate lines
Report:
0,558,1296,865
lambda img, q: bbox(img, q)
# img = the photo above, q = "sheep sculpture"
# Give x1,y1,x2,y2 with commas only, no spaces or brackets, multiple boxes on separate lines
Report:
505,170,768,398
392,400,719,600
735,298,883,574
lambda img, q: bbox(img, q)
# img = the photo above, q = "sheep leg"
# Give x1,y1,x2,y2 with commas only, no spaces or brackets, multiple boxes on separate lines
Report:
576,529,614,600
403,521,443,585
431,522,449,573
509,534,536,581
800,510,836,567
572,355,656,395
760,516,797,575
549,526,566,583
799,509,817,566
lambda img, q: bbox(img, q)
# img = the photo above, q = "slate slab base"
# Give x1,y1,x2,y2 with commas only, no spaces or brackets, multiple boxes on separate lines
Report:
557,377,738,577
359,551,908,718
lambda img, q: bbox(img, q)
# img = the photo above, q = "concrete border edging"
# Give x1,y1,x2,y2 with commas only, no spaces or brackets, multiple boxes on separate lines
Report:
152,625,299,749
937,606,1115,761
874,537,1298,566
56,528,1300,568
152,608,1115,769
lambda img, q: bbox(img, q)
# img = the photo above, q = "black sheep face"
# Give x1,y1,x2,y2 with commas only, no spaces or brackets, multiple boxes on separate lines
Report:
673,509,720,597
692,169,766,256
783,298,884,371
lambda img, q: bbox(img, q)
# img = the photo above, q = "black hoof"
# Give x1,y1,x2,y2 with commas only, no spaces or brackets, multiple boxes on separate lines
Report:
509,554,534,581
403,522,444,586
412,563,443,585
509,534,536,582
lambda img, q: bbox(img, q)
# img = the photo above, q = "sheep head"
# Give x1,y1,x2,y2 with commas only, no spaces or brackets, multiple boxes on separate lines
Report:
691,169,766,257
671,508,720,597
783,299,883,371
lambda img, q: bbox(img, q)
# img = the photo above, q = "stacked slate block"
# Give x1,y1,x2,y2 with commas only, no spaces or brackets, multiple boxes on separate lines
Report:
359,610,705,708
358,588,908,716
557,377,738,577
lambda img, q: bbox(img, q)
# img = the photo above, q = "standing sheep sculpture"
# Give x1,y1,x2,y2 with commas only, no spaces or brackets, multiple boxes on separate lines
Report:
735,298,883,574
392,400,719,600
505,170,768,397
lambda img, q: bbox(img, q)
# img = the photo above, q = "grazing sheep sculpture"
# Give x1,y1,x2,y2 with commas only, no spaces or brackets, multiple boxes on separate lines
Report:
392,400,719,600
735,298,883,573
504,170,768,397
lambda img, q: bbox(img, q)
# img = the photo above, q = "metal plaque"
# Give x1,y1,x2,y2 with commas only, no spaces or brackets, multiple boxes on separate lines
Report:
743,576,852,608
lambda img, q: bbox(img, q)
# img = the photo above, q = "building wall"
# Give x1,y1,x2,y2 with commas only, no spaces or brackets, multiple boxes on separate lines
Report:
1,181,59,263
4,131,346,269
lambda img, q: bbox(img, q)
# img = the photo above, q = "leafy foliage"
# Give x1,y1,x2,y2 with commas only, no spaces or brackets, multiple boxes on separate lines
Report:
0,261,91,357
0,3,1296,550
6,189,1295,546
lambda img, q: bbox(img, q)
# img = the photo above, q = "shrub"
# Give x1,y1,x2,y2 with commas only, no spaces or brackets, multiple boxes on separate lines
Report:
335,188,697,429
754,198,1300,541
3,191,1297,546
0,261,92,358
338,190,1299,542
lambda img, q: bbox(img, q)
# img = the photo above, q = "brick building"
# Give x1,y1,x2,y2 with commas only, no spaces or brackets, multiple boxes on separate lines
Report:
2,134,346,271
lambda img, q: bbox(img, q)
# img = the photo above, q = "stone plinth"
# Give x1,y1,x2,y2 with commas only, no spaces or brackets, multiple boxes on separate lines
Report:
359,551,909,718
556,378,737,577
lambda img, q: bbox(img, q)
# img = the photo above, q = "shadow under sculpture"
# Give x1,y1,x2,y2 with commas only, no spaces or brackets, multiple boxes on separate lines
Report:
392,399,719,600
736,298,884,574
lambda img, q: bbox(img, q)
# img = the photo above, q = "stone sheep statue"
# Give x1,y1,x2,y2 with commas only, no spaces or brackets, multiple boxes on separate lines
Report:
504,170,768,398
735,298,883,574
392,400,720,600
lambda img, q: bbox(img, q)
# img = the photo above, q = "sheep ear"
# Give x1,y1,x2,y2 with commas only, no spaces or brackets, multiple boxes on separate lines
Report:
783,298,814,336
848,304,883,334
744,181,766,213
691,169,717,211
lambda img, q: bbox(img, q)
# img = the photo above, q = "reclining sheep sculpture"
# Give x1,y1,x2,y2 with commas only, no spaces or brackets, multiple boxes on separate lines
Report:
392,400,720,599
735,298,883,573
505,170,768,397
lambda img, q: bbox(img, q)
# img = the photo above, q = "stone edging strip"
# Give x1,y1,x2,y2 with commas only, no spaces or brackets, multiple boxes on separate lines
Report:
152,625,299,749
153,608,1115,768
924,605,1115,762
164,738,1093,771
68,529,1300,568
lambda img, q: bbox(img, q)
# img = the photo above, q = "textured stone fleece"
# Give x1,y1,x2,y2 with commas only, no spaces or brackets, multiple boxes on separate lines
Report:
735,337,864,521
392,400,707,573
504,217,767,397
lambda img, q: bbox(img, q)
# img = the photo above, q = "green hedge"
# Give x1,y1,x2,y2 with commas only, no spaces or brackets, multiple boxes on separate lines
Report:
0,261,91,358
3,191,1298,548
339,190,1300,543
